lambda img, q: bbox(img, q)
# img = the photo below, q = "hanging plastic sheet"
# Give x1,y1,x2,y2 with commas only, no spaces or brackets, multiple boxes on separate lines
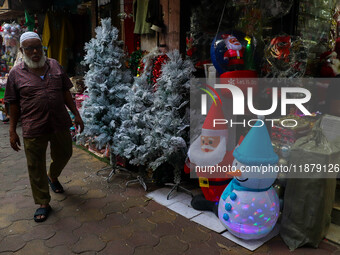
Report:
280,116,339,250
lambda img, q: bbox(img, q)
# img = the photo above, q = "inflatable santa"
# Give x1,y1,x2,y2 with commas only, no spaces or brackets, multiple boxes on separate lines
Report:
214,32,258,97
222,34,245,69
185,102,238,213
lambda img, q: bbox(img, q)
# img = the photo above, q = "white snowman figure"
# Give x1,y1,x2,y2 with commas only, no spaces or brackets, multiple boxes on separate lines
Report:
218,120,280,240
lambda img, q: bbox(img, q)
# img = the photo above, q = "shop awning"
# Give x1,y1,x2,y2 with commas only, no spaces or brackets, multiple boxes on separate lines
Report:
0,9,24,21
0,0,23,21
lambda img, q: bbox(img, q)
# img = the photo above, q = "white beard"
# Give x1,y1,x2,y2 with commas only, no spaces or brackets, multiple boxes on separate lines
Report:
226,41,242,51
188,135,227,166
23,51,46,69
331,58,340,75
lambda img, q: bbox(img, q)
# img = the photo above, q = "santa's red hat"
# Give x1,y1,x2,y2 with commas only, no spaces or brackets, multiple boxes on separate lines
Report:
320,51,337,62
221,34,232,40
202,102,228,137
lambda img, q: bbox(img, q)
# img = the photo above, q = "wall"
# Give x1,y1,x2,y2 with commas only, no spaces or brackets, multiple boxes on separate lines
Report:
140,0,180,51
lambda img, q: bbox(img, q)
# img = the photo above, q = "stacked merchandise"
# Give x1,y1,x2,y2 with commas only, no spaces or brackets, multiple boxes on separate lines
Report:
0,22,22,123
271,115,315,165
0,23,22,73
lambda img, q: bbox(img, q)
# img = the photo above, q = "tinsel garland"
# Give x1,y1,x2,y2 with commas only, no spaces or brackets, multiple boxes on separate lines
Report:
150,54,169,88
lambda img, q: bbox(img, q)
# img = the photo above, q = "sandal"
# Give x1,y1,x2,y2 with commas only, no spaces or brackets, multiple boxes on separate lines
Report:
34,206,51,222
48,177,64,193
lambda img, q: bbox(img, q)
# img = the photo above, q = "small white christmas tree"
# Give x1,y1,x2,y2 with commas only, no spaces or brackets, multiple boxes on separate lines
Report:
146,50,195,183
78,18,132,149
112,50,160,166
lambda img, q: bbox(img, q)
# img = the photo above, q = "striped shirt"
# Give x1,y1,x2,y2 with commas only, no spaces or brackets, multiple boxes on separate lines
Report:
4,58,73,138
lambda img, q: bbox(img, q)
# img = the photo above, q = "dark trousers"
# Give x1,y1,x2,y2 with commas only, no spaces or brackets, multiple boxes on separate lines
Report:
23,130,72,205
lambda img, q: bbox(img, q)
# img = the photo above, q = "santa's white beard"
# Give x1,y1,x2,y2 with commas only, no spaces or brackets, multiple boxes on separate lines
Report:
226,42,242,51
331,58,340,75
23,52,46,69
188,136,227,166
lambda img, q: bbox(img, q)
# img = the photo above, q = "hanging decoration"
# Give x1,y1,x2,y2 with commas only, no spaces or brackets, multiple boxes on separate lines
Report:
0,22,22,66
262,35,308,78
210,31,248,74
297,0,337,48
258,0,294,20
210,31,258,97
24,10,35,32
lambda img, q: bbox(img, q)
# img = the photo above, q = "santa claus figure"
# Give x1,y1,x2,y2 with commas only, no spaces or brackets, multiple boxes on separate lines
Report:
320,51,340,77
185,102,239,214
222,34,245,68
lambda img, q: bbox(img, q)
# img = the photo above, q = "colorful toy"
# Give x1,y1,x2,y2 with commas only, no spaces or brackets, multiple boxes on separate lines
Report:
210,31,248,74
211,31,258,98
221,34,245,67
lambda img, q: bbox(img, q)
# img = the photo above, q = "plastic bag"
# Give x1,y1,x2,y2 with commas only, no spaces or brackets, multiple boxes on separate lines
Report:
280,116,338,250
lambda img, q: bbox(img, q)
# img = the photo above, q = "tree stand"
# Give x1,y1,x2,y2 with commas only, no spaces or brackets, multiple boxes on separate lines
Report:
126,175,148,191
96,153,131,183
96,165,132,183
165,169,193,200
125,165,150,191
165,182,193,200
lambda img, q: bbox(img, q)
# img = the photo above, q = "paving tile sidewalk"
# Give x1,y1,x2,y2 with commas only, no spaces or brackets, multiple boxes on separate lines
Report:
0,122,339,254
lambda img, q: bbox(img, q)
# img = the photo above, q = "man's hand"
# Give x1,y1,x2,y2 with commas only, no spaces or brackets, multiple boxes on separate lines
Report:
74,115,84,133
63,90,84,133
9,131,21,151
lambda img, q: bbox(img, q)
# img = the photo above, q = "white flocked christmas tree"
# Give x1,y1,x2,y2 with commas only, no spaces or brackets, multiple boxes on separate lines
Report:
112,49,160,167
114,50,195,183
147,50,195,183
77,18,132,149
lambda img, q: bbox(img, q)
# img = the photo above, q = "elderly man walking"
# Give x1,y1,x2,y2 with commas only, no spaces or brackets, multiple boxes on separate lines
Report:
4,32,84,222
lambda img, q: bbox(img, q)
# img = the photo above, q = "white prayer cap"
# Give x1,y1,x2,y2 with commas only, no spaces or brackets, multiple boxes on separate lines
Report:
20,32,41,46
